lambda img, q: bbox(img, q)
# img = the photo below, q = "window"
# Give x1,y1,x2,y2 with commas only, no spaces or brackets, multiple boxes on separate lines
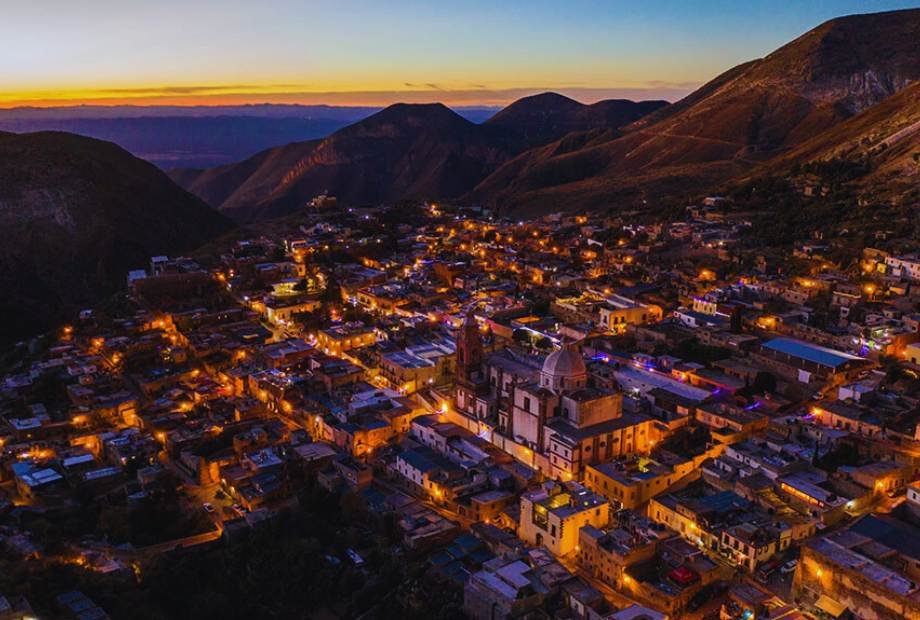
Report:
523,397,531,412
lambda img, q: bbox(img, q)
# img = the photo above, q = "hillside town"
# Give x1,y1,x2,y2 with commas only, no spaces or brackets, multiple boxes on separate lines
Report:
2,200,920,620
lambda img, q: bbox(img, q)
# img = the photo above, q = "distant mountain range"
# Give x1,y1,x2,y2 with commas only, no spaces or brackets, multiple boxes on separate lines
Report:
172,8,920,218
170,96,666,220
0,104,499,169
0,131,233,345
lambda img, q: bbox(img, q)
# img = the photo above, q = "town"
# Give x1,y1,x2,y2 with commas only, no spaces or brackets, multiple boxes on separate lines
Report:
2,198,920,620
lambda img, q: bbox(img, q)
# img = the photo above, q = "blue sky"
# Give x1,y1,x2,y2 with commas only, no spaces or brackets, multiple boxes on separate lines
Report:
2,0,917,106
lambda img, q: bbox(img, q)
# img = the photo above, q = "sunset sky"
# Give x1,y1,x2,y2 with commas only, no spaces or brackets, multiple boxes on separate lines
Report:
3,0,917,108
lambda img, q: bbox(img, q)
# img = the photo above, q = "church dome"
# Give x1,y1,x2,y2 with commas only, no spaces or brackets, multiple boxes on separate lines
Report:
542,344,586,379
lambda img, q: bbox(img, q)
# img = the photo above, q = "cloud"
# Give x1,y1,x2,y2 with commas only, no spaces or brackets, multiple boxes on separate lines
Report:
78,84,306,96
644,79,701,89
1,84,701,109
404,82,445,90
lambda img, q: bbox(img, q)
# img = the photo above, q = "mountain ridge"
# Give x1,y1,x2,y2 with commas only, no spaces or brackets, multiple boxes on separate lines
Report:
170,96,668,220
471,7,920,214
484,92,668,147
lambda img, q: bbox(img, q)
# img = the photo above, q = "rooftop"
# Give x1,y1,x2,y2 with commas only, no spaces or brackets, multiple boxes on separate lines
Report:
762,337,864,369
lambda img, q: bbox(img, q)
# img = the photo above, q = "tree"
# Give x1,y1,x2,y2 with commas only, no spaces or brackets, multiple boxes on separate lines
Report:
751,371,777,394
535,336,554,351
322,273,342,303
512,329,532,346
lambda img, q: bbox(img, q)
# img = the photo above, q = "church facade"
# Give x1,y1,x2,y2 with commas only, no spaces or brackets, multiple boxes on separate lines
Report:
452,318,655,481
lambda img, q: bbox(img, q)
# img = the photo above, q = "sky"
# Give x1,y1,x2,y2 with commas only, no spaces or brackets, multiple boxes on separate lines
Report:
2,0,918,108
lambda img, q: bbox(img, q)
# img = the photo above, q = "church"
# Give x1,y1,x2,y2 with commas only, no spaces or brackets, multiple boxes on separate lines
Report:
452,311,655,481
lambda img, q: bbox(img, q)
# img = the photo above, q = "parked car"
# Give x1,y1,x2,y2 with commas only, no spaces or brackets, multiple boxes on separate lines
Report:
756,559,783,583
232,503,246,516
202,502,216,514
780,559,798,574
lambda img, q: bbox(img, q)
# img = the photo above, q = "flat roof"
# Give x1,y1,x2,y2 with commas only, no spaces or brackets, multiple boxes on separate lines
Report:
763,337,864,368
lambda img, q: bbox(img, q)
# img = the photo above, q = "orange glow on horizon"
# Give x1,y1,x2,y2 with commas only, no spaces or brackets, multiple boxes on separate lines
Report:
0,82,692,109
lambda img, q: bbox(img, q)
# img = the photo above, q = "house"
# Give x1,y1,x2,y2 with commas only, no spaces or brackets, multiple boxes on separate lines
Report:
518,480,610,556
794,515,920,619
464,557,549,620
584,455,700,510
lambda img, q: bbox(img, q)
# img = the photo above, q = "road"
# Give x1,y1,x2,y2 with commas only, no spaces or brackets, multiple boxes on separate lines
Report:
80,525,223,562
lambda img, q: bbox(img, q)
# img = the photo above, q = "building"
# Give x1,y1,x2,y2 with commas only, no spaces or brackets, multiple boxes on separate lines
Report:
464,556,549,620
395,446,463,500
577,523,660,589
885,255,920,281
648,484,794,572
753,337,873,385
518,480,610,556
315,322,377,356
455,310,488,419
794,515,920,620
906,342,920,365
379,340,454,394
810,401,883,438
597,294,663,334
263,296,321,326
498,344,652,480
585,454,701,510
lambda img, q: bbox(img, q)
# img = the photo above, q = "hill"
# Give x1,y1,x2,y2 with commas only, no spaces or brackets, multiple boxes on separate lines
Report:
760,80,920,203
483,92,667,147
0,131,234,345
471,8,920,214
0,116,355,169
172,96,665,220
172,103,517,220
0,105,501,169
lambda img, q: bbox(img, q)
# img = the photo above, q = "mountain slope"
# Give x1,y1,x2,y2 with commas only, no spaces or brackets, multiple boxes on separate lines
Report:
763,80,920,202
472,8,920,213
173,103,517,220
172,96,666,220
0,116,354,169
0,131,234,344
483,92,667,147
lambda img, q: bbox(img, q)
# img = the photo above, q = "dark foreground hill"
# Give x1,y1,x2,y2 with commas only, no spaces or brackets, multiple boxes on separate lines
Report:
0,131,234,345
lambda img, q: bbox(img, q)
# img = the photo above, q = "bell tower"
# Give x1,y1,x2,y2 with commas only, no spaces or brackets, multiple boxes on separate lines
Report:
456,310,483,382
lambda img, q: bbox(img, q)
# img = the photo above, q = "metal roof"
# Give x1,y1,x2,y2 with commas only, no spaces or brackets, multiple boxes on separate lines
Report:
763,337,863,368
